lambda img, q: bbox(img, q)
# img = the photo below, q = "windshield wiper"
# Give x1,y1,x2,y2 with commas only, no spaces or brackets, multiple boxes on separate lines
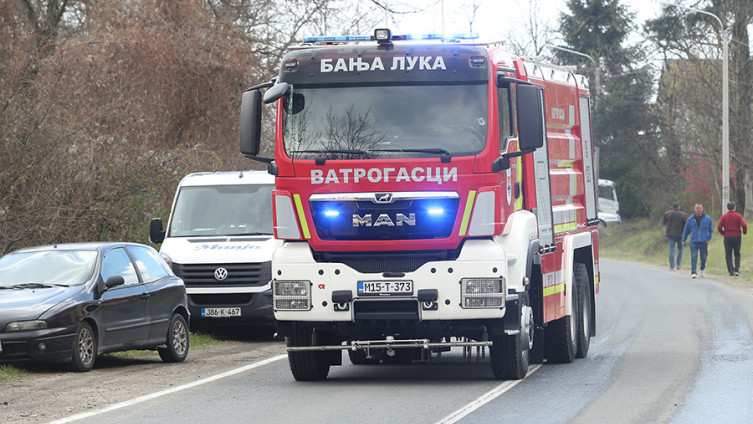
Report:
369,148,453,163
291,149,371,165
230,232,273,236
10,283,55,289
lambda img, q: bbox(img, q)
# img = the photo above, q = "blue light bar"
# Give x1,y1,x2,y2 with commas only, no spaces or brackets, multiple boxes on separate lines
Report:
303,35,373,43
324,210,340,218
302,32,479,44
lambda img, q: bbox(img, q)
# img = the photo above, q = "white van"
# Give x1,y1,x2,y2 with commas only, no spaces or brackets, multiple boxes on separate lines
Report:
597,178,621,226
149,170,279,328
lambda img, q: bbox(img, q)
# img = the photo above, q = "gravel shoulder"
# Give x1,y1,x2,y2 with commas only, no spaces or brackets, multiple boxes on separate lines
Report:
0,332,286,423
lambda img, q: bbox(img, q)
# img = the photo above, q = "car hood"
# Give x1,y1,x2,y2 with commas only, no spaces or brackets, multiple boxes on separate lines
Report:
160,236,282,264
0,286,83,321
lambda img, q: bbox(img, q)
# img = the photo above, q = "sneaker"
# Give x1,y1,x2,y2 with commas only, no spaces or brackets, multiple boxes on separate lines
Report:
735,272,740,276
691,274,697,279
700,270,705,278
677,266,681,270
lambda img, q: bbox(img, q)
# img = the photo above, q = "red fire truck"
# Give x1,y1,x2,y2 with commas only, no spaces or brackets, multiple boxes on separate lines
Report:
239,29,599,381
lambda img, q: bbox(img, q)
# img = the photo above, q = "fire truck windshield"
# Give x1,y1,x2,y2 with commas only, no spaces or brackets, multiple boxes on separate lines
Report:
283,83,488,160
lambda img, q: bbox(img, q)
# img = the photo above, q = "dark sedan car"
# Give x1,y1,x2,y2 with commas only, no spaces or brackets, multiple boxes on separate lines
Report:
0,242,189,371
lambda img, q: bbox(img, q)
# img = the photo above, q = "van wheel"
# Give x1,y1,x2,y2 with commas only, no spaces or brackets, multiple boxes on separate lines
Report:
158,313,189,363
288,322,330,381
67,322,96,372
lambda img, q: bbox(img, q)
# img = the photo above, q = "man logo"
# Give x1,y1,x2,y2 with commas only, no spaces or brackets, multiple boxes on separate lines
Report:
214,267,228,281
374,193,394,204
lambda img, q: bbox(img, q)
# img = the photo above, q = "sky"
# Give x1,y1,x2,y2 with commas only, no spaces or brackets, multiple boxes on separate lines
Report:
387,0,663,52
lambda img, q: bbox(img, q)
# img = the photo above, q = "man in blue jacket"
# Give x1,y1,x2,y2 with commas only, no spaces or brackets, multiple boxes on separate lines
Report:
682,203,714,278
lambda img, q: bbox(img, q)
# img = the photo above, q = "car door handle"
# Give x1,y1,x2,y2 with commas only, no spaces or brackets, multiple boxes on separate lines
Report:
140,293,151,300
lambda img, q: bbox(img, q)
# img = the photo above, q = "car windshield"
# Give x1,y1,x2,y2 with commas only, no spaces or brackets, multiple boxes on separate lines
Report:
282,83,488,160
168,184,274,237
0,250,97,288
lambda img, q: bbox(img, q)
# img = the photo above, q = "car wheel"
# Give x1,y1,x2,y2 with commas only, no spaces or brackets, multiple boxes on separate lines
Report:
158,313,189,363
67,322,96,372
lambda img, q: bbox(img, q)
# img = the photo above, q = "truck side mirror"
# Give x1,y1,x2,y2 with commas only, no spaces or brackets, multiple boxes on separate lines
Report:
516,84,545,151
240,90,263,156
149,218,165,244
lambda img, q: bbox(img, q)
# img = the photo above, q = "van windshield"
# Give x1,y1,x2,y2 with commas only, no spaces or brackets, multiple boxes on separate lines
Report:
168,184,274,237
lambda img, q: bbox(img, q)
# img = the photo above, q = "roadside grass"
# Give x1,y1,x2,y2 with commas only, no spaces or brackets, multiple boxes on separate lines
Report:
600,218,753,282
0,364,26,383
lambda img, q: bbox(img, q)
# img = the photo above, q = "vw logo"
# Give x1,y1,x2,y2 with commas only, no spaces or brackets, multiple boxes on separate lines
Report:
214,267,228,281
374,193,394,204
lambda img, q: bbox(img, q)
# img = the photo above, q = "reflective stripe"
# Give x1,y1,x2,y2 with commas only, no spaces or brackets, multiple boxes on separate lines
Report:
293,194,311,239
458,190,476,236
554,222,578,233
543,283,566,297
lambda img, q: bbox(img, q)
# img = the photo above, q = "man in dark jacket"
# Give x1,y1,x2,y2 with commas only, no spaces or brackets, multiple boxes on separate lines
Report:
682,203,714,279
717,201,748,276
663,202,687,270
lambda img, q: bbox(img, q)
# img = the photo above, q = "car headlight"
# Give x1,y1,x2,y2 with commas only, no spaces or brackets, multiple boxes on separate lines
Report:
6,320,47,332
160,252,173,270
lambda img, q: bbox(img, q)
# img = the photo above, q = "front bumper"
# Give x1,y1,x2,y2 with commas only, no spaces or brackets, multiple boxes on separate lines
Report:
272,239,509,322
187,289,275,327
0,327,76,363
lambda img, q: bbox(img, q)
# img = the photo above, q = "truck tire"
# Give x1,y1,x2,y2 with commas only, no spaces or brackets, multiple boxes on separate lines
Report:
490,295,533,380
544,264,583,363
287,322,330,381
575,263,592,359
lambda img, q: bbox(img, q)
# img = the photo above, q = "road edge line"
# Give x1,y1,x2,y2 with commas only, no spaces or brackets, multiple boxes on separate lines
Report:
434,364,542,424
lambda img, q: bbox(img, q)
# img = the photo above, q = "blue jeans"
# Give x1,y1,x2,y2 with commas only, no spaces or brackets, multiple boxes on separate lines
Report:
690,241,708,275
668,236,683,269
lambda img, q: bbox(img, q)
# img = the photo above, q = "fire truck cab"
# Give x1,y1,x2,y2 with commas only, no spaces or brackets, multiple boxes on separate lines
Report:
239,29,600,381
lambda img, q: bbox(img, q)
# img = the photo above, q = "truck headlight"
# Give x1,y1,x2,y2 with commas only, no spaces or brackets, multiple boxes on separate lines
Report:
6,320,47,332
460,277,505,308
274,280,312,311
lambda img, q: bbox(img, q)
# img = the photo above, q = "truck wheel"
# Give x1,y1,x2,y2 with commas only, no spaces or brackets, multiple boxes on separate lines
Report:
544,264,582,363
490,297,533,380
158,313,189,363
288,322,330,381
575,263,592,359
66,321,96,372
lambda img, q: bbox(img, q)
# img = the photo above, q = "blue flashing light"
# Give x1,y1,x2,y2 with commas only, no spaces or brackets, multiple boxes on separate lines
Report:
427,207,445,216
323,210,340,218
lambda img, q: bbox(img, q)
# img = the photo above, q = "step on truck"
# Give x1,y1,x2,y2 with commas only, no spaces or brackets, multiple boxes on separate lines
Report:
149,170,280,330
239,29,600,380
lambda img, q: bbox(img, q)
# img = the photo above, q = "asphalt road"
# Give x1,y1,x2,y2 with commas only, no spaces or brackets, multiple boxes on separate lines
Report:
55,259,753,424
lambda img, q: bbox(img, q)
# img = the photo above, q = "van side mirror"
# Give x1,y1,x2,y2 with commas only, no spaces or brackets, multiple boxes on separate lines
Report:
240,90,263,156
516,84,545,151
149,218,165,244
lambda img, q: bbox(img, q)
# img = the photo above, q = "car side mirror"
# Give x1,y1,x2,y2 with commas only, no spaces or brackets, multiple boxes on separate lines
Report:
149,218,165,244
105,276,125,289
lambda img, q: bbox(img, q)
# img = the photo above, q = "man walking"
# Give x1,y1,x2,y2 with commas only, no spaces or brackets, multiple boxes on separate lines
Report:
717,201,748,276
663,202,687,270
682,203,713,279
